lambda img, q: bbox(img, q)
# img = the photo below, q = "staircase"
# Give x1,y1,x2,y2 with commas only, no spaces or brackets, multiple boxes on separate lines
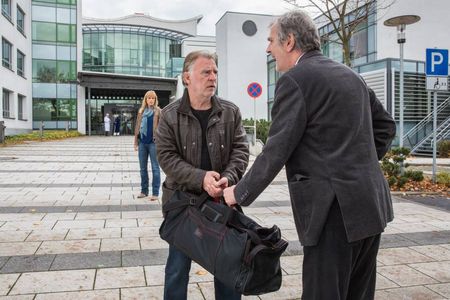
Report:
403,96,450,156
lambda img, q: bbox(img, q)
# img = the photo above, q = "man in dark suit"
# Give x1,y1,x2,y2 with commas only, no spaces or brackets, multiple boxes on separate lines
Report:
224,10,396,299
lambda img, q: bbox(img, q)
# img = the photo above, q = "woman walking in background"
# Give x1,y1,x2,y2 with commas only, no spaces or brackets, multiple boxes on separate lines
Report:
134,90,161,200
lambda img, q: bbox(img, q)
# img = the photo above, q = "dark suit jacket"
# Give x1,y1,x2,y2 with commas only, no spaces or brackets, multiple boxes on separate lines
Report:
234,50,396,246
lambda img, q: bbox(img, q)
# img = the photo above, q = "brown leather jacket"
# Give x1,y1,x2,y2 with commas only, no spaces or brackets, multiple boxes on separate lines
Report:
134,107,161,147
155,90,249,205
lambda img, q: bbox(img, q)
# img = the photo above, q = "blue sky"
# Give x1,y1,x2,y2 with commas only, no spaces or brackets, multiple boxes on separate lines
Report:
82,0,295,36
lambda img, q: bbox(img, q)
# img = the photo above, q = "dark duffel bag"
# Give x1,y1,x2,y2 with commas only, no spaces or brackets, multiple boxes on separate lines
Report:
159,190,289,295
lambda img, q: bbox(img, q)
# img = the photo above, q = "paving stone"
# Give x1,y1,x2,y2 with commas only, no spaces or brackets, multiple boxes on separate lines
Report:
280,255,303,276
402,230,450,245
380,233,419,249
377,265,438,287
66,228,121,240
0,257,8,269
143,265,166,286
36,239,100,255
0,231,31,242
122,226,160,238
95,266,146,289
120,286,166,300
0,273,20,296
375,273,399,290
101,238,140,252
122,249,168,267
34,289,120,300
259,273,302,300
377,247,435,265
26,229,69,242
375,286,443,300
9,269,95,295
0,242,41,257
409,261,450,282
140,237,168,250
1,254,55,274
409,244,450,261
426,283,450,298
51,251,121,270
284,240,303,256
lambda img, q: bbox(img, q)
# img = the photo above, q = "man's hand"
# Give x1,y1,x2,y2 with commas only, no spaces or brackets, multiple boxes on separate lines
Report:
216,177,228,190
223,185,237,206
203,171,222,198
134,144,138,151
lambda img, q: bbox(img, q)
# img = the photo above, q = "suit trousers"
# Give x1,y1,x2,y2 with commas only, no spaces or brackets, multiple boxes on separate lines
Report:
302,200,381,300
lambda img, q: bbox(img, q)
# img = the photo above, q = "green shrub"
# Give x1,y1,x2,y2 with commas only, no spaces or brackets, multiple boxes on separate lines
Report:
436,172,450,187
404,170,424,182
438,140,450,158
242,119,271,144
380,147,412,188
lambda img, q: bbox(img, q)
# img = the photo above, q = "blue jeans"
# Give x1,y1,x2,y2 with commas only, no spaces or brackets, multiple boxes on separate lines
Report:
138,141,160,196
164,245,241,300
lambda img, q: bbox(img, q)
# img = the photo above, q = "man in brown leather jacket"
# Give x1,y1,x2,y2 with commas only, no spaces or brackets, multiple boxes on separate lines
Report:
155,50,249,300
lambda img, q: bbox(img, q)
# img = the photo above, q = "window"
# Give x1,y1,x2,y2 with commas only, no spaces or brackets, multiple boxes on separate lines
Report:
1,0,11,21
17,5,25,34
17,50,25,77
2,38,12,69
32,22,57,42
18,94,26,120
2,89,12,118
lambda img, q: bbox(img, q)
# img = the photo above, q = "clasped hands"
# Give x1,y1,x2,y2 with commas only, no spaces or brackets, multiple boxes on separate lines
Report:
202,171,237,206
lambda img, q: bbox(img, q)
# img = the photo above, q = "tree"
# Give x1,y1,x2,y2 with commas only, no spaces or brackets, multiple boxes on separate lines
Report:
283,0,395,66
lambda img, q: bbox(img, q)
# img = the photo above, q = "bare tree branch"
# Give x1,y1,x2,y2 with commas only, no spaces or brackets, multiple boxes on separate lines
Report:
281,0,396,66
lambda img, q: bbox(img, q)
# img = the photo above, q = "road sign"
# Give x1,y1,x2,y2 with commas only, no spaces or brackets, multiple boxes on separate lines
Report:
426,48,448,76
247,82,262,98
426,76,448,91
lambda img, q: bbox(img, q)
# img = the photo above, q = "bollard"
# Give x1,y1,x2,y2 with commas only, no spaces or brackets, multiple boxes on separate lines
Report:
66,121,70,132
0,121,5,144
39,121,44,139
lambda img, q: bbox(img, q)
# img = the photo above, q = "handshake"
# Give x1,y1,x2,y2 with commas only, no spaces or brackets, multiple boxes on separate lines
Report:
202,171,237,206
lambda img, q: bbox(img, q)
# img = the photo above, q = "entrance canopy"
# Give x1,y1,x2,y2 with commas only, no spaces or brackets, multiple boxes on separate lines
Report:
78,71,177,92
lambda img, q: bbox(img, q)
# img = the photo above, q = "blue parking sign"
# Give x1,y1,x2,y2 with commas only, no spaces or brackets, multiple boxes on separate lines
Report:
426,49,448,76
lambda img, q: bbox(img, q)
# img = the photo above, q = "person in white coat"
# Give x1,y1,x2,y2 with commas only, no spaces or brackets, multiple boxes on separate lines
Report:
104,113,111,136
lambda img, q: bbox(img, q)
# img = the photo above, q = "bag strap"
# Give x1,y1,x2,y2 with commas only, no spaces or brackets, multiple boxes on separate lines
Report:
163,191,210,213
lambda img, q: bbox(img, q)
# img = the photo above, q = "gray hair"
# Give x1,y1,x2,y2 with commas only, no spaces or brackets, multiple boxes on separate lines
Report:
274,10,320,53
182,51,217,86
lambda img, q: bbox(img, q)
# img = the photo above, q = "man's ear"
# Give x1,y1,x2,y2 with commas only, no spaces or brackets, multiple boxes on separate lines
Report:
183,72,190,86
285,33,296,52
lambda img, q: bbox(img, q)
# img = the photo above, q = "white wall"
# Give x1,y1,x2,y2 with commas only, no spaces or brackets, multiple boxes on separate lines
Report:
377,0,450,62
216,12,276,120
0,0,32,135
182,35,216,56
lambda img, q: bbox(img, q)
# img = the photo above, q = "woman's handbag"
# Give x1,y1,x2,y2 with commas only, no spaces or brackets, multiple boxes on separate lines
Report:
159,190,289,295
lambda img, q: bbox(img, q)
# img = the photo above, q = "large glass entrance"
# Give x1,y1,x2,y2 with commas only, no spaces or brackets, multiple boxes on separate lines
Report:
104,103,139,135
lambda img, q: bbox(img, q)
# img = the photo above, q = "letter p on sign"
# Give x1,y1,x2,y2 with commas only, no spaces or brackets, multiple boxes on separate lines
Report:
426,49,449,76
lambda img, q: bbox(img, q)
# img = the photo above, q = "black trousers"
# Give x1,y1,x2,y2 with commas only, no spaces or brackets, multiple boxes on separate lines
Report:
302,200,381,300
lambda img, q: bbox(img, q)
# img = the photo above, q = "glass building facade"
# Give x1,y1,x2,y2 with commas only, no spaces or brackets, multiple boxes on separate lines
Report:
82,24,185,78
31,0,78,130
319,9,377,67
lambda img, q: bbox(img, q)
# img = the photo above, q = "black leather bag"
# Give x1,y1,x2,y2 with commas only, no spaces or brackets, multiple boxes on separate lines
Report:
159,190,289,295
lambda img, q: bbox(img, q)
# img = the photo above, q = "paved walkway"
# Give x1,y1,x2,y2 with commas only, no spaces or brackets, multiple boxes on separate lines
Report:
0,136,449,299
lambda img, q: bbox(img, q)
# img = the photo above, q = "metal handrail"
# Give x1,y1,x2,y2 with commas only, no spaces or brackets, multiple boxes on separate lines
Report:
404,96,450,147
412,116,450,152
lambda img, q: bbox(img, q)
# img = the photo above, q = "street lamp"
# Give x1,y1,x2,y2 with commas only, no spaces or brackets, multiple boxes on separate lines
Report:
384,15,420,148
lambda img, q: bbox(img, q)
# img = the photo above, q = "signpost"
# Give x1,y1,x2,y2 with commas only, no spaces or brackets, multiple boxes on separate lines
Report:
247,82,262,146
425,48,449,182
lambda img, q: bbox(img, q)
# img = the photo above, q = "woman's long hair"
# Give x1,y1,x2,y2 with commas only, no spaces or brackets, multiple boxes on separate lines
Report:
138,90,159,114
